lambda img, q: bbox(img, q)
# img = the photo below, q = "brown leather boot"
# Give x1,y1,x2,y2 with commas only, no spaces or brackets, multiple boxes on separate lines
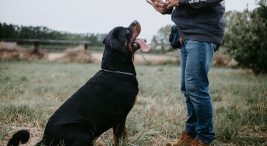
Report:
166,131,195,146
190,139,209,146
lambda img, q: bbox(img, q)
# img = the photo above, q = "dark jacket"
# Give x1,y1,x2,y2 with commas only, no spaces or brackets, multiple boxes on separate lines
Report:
169,0,225,44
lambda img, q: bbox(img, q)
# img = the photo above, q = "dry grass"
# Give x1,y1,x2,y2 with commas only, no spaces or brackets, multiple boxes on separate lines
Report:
0,42,47,61
213,52,232,67
51,46,95,63
48,51,178,65
1,42,236,67
0,61,266,146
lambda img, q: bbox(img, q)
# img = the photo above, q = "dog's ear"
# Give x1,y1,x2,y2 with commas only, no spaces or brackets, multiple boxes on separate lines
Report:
103,27,128,52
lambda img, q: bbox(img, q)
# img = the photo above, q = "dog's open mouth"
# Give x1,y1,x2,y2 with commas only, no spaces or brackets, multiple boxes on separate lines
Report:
129,21,151,52
134,38,151,52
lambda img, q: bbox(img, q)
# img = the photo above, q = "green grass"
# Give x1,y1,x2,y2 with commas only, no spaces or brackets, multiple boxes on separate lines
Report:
0,61,266,146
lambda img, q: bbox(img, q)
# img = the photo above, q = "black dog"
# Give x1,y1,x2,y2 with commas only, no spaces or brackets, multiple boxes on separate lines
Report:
7,20,150,146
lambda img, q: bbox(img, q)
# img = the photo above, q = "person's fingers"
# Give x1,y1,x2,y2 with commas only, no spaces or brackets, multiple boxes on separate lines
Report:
146,0,156,6
146,0,152,5
150,0,160,4
147,0,167,13
179,36,184,45
166,0,170,5
152,0,161,3
167,3,173,9
155,1,165,7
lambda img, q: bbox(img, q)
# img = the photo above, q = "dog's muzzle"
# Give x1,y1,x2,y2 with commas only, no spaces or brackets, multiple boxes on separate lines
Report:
129,21,151,52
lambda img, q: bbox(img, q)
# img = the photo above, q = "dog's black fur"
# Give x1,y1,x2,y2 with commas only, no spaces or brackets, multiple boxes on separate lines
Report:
7,21,142,146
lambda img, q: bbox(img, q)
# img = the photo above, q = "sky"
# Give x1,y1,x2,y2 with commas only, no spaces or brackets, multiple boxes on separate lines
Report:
0,0,259,41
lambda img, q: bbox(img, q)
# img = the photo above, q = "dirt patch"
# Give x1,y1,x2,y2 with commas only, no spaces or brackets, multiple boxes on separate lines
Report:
1,42,178,64
49,47,95,63
134,53,178,65
213,52,236,67
48,51,178,65
0,42,47,61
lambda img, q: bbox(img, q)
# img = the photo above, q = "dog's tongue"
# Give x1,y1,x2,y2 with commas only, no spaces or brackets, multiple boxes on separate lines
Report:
134,38,151,52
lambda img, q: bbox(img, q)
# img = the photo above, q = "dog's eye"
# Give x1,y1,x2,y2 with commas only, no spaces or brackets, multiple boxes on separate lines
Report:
125,28,131,35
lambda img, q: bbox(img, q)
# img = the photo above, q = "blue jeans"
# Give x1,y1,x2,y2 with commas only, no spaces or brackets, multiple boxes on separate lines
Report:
180,39,217,144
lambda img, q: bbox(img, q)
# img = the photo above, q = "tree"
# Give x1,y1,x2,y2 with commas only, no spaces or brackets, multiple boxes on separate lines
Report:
0,23,17,39
223,0,267,74
151,25,172,53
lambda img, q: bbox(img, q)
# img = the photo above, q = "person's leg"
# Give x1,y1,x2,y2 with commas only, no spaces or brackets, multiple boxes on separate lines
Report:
180,45,197,137
184,40,216,144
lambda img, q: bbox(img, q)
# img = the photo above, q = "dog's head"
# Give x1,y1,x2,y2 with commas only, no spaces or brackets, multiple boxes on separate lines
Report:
103,21,151,54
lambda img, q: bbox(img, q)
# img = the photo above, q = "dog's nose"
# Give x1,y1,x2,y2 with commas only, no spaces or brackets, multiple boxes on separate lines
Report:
129,20,141,29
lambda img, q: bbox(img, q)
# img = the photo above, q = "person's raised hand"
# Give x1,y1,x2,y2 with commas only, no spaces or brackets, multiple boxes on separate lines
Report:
146,0,168,14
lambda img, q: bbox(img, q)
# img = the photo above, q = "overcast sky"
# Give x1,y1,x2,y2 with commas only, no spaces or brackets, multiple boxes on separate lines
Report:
0,0,259,41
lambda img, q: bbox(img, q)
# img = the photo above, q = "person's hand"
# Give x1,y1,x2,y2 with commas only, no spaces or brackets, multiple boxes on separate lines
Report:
146,0,168,14
166,0,180,9
179,36,184,45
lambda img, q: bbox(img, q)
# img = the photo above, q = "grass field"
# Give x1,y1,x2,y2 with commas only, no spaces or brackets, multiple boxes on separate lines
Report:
0,61,266,146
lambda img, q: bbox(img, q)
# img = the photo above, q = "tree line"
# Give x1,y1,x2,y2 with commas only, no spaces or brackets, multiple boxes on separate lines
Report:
0,23,106,46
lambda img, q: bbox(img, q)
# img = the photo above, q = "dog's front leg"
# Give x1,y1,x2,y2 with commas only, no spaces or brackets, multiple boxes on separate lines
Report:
112,117,127,146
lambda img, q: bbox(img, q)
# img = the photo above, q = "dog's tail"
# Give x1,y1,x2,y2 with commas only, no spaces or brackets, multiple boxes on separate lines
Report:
7,130,30,146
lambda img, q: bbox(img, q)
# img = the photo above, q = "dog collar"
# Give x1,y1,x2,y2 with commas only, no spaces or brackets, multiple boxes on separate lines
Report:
101,68,136,76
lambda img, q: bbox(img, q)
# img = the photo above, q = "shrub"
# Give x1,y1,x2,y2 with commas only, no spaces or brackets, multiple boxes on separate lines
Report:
224,1,267,74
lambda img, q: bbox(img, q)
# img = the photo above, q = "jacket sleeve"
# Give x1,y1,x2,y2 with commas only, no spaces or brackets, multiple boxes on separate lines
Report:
179,0,224,9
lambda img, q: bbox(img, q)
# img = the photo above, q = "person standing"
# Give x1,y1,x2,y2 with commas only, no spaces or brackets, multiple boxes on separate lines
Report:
147,0,225,146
